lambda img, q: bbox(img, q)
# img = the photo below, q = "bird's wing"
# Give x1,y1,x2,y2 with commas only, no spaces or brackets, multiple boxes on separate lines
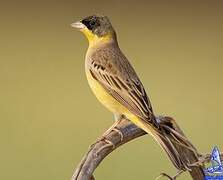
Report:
87,54,157,125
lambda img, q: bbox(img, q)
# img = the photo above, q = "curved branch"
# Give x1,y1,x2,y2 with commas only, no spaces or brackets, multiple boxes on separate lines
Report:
71,118,145,180
71,116,220,180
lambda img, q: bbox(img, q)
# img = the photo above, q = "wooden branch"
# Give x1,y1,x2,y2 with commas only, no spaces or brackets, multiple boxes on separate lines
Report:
71,116,220,180
71,118,145,180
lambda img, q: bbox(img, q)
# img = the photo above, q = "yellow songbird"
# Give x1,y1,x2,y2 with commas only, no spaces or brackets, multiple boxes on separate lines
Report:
71,15,188,170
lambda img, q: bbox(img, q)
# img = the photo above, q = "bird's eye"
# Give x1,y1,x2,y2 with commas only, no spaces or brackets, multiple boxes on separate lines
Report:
90,21,96,26
81,16,100,30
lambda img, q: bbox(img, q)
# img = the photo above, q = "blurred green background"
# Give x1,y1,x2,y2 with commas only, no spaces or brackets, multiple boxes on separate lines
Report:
0,0,223,179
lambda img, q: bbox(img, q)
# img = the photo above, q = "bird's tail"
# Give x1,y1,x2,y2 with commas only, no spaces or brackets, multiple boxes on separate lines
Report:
131,116,198,170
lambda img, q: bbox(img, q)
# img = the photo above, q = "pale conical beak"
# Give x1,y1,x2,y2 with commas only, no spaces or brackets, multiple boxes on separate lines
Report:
70,21,85,29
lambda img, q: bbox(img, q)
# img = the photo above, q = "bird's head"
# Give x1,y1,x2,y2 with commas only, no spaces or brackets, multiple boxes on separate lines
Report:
71,15,116,45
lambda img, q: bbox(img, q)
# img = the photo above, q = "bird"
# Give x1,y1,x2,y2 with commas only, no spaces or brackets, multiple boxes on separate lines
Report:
71,15,190,170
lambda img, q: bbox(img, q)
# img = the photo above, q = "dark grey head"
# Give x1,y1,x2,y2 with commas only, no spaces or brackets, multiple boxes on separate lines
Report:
72,15,116,37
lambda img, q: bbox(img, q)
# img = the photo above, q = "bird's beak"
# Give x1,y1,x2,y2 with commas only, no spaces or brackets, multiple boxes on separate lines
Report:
70,21,85,30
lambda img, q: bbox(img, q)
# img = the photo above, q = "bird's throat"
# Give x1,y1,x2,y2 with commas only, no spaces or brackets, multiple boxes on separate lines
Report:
81,28,114,47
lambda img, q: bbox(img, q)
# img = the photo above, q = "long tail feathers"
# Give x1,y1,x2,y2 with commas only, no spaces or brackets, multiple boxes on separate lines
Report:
135,117,197,171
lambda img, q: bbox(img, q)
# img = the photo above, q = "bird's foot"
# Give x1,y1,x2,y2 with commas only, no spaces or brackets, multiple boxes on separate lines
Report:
89,135,112,148
155,170,184,180
112,127,124,142
89,117,124,155
95,137,115,156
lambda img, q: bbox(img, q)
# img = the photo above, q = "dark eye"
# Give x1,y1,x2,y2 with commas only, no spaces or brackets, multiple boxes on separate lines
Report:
90,20,96,26
81,16,99,30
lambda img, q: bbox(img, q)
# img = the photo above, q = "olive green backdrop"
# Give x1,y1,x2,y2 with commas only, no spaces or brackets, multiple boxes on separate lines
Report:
0,0,223,179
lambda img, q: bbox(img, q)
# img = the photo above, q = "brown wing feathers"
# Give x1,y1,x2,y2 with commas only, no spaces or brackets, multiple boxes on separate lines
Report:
89,57,155,125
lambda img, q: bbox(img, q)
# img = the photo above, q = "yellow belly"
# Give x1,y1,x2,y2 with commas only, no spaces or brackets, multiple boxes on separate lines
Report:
86,71,128,115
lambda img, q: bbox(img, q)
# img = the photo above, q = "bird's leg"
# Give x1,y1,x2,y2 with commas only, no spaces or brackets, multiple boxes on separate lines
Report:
90,114,124,154
155,170,184,180
101,114,123,138
98,114,124,141
111,114,124,141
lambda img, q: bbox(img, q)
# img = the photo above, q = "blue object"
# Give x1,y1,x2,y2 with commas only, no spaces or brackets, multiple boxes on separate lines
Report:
204,146,223,180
